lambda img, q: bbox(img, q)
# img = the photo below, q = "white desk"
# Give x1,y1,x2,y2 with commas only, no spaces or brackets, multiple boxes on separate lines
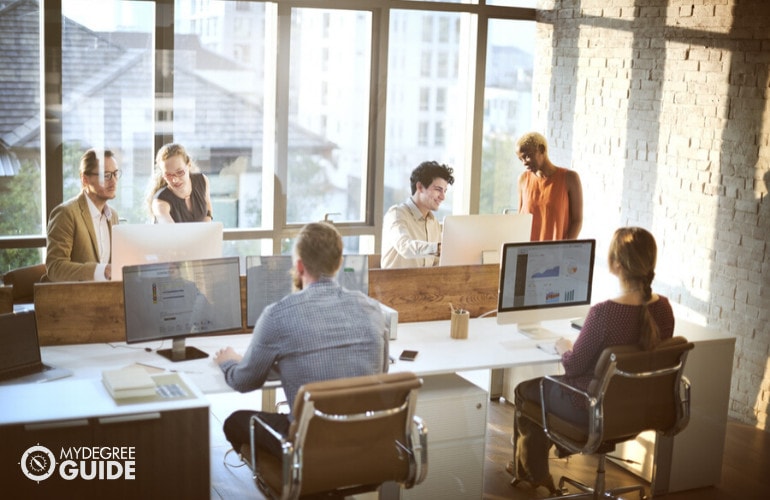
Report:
3,318,558,500
0,373,210,498
32,317,564,393
1,316,734,498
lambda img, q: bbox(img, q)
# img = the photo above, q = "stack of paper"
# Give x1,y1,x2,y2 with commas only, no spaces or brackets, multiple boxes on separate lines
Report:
102,367,157,400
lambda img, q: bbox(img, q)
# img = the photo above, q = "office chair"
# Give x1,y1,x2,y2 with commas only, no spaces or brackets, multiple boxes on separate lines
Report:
242,371,428,500
0,286,12,314
517,336,693,500
1,263,46,304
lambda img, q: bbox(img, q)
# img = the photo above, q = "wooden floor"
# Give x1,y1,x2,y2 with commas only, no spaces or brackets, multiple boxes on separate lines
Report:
209,393,770,499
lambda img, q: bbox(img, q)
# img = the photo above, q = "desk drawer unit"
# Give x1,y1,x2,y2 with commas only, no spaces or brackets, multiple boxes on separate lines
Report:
403,373,488,500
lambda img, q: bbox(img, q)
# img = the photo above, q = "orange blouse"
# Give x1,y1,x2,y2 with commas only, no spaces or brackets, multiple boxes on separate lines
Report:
519,167,571,241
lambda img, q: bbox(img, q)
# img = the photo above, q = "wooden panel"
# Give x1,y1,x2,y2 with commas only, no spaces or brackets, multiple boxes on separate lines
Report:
368,264,499,323
34,263,499,345
35,281,126,345
34,277,250,346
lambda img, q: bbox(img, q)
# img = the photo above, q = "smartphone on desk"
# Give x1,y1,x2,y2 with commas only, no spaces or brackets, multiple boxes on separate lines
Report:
399,350,419,362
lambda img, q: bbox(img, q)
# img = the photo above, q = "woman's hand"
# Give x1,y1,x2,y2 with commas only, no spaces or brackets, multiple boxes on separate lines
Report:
555,337,573,356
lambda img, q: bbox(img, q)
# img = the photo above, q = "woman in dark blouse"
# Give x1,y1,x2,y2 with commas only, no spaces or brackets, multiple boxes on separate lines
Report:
147,143,213,223
510,227,675,494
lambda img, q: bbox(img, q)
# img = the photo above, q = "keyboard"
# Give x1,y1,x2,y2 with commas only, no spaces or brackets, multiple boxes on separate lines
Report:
156,383,187,399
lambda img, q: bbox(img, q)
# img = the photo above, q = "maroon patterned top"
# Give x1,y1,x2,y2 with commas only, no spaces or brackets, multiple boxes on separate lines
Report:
561,295,675,391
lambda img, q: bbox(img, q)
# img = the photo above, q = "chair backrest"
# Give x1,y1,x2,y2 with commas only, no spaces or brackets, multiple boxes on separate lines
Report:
257,371,426,498
0,286,12,314
588,336,694,443
2,263,46,303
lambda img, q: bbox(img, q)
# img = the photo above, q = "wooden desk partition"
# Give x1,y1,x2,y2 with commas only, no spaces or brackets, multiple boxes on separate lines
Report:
34,277,250,346
34,263,499,345
368,264,499,323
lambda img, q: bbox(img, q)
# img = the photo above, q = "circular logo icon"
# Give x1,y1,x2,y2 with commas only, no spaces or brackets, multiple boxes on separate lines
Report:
20,444,56,482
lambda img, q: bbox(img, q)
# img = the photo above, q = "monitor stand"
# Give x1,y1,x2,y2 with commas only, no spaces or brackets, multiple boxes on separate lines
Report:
517,323,563,340
157,338,208,362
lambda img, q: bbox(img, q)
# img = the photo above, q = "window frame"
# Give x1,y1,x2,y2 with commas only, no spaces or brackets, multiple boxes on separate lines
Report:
0,0,536,258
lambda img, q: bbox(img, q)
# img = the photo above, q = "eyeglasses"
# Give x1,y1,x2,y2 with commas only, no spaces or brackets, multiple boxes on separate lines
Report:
162,168,188,180
86,170,121,181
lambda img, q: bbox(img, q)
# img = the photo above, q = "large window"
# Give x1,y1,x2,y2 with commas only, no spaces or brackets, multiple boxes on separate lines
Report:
384,9,471,221
480,18,535,215
0,0,535,271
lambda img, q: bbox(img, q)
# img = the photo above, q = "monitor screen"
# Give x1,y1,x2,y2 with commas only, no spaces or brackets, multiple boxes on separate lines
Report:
245,254,369,327
123,257,242,361
497,239,596,339
439,213,533,266
111,222,224,280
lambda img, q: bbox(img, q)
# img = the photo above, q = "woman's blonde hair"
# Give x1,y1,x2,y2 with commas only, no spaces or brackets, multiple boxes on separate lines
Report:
515,131,549,157
145,143,194,219
608,226,660,350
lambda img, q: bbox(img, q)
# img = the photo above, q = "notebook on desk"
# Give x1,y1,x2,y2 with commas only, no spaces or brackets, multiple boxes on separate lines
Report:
0,310,72,384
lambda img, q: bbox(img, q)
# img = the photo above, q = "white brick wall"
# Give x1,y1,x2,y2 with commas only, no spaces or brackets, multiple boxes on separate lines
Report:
534,0,770,429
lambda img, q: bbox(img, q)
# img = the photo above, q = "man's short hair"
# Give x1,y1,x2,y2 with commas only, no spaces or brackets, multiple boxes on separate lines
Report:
516,132,548,156
410,161,455,194
294,222,343,278
79,149,115,176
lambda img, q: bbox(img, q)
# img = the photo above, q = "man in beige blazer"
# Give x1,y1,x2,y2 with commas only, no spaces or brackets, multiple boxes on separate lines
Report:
45,149,120,282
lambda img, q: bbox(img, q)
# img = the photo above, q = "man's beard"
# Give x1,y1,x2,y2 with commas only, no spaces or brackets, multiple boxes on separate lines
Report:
291,267,302,291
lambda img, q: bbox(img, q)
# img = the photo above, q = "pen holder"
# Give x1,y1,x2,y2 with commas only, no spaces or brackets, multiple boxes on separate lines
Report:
450,309,470,339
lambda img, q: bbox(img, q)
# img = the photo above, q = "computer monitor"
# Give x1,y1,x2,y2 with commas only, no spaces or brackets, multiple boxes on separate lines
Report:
439,213,533,266
497,239,596,339
111,222,224,280
245,254,370,327
123,257,242,362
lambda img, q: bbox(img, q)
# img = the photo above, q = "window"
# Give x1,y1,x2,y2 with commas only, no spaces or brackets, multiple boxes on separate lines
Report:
420,88,430,111
0,0,535,268
479,18,535,215
0,0,42,269
436,87,447,112
286,8,372,226
384,10,473,220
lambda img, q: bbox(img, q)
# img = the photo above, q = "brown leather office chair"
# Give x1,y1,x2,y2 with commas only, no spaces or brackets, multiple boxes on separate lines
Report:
0,286,12,314
242,371,428,500
517,337,693,500
1,263,46,304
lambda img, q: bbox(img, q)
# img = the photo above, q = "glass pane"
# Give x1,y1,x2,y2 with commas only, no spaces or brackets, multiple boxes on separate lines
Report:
480,18,534,214
62,0,154,223
384,10,473,220
0,0,43,270
487,1,537,7
285,9,372,224
173,1,270,229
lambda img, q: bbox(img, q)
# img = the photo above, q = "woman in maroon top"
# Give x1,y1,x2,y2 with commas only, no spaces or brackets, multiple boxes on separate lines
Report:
510,227,675,495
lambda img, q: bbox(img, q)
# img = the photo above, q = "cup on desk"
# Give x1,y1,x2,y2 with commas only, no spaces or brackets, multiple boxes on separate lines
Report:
450,308,470,339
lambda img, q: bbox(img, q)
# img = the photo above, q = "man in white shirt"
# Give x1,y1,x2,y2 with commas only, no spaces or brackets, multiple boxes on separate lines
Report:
45,149,120,282
381,161,454,268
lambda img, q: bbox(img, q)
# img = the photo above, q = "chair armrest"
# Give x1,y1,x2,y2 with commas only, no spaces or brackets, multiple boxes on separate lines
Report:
249,413,297,498
539,375,601,455
410,415,429,487
666,376,691,436
540,375,595,412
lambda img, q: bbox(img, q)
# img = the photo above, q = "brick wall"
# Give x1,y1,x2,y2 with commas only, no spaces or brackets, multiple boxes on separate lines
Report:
532,0,769,429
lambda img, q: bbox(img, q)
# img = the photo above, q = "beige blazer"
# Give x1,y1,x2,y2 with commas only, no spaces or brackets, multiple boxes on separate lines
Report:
45,192,119,282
